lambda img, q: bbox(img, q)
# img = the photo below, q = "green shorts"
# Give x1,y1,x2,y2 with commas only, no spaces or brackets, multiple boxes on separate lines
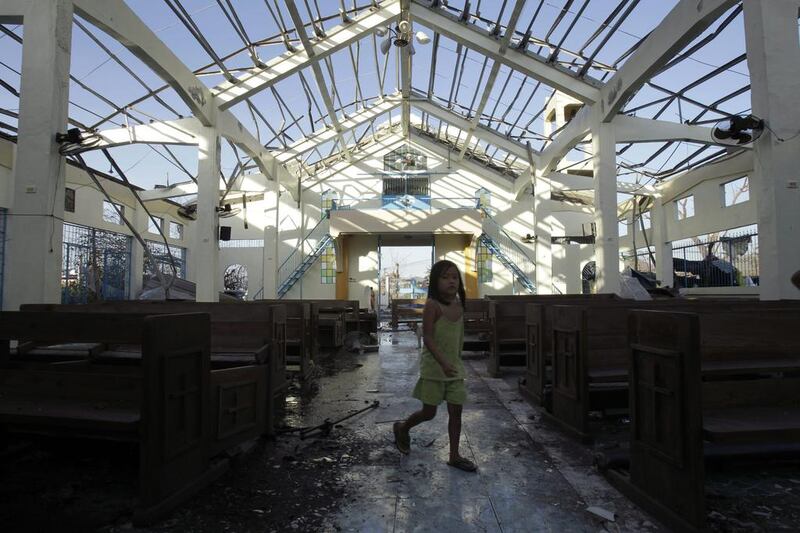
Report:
412,378,466,406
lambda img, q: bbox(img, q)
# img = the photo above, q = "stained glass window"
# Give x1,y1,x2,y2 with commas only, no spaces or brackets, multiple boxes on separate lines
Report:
321,191,337,284
320,242,336,284
476,240,492,283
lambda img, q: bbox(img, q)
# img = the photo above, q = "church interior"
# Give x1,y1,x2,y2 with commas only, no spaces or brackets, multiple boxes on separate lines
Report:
1,0,799,531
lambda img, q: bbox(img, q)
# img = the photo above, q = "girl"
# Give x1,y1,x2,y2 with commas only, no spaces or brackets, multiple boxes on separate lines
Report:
393,260,477,472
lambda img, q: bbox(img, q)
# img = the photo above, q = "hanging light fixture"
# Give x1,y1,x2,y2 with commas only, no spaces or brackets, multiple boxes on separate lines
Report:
376,21,430,56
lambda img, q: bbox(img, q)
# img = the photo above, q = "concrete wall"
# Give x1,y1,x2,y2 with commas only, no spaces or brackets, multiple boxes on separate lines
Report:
347,234,379,308
62,165,192,255
620,163,756,250
232,132,538,300
0,136,196,307
0,141,14,209
434,233,467,275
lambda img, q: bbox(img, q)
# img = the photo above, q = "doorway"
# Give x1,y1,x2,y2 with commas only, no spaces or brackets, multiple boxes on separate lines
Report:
377,234,434,324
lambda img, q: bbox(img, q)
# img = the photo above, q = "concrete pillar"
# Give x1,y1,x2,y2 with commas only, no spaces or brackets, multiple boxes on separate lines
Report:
3,1,72,310
563,245,583,294
651,197,673,287
743,0,800,300
195,128,220,302
591,112,621,294
261,181,278,299
463,234,479,298
130,205,147,297
534,169,553,294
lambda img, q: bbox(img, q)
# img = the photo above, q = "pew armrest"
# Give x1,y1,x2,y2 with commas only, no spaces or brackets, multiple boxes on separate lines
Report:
254,343,270,365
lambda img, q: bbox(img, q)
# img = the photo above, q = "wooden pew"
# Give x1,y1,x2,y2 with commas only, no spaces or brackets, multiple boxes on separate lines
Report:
358,308,378,335
547,299,800,440
463,299,491,352
485,294,619,378
602,309,800,532
0,311,269,524
523,296,768,407
314,303,347,349
240,300,313,379
391,298,426,330
280,299,358,351
21,302,288,415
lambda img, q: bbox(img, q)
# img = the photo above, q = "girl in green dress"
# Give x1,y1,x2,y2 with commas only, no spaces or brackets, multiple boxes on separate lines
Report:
393,260,477,472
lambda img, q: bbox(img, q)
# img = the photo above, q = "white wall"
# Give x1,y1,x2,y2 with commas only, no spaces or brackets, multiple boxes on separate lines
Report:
347,234,379,307
0,136,195,305
0,140,14,209
620,166,756,250
221,132,538,299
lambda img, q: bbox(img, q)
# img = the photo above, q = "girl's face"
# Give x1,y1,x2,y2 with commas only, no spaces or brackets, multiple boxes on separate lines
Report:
438,266,460,299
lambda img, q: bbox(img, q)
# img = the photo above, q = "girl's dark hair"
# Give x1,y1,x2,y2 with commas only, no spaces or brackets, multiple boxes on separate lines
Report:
427,260,466,309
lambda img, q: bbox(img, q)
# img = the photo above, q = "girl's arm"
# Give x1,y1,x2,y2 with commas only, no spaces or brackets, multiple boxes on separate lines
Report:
422,300,456,375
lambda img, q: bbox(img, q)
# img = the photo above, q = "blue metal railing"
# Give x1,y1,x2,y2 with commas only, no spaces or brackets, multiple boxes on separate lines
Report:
480,209,536,293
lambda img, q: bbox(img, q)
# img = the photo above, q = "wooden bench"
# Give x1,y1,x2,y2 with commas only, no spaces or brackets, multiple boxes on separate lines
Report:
391,298,426,330
523,297,759,406
485,294,619,378
21,302,287,419
358,308,378,335
280,299,359,351
231,299,314,380
463,299,491,352
0,311,269,524
602,309,800,532
546,299,800,441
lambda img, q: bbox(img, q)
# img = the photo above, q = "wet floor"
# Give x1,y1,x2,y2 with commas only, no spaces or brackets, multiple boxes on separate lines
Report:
5,329,799,532
294,328,657,532
2,329,658,533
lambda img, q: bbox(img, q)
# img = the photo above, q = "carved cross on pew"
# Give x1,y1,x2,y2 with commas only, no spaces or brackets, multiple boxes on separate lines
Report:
225,390,251,426
634,351,679,459
555,330,578,394
169,371,199,434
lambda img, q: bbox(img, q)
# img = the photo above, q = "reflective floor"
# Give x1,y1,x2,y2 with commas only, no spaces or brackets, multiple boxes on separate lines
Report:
315,329,658,532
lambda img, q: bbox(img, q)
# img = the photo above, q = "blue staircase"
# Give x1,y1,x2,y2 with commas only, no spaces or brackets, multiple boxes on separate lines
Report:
277,233,333,298
479,233,536,294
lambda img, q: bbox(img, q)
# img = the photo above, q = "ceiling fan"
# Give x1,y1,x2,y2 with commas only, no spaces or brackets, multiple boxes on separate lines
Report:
712,115,764,145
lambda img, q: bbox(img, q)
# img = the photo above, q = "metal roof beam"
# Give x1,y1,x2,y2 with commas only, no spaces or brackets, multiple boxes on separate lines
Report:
213,0,401,110
73,0,216,126
599,0,739,121
274,95,402,163
412,92,540,164
410,1,601,103
284,0,352,161
458,0,527,160
72,0,299,199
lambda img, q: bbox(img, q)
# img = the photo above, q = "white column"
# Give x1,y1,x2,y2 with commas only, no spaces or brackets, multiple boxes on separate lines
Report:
743,0,800,300
130,205,147,297
534,168,553,294
261,180,279,299
651,197,673,287
3,1,72,310
591,111,621,294
195,128,220,302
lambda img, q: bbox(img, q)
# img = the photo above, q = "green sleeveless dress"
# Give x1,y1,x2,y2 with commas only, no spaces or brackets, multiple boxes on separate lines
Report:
419,311,465,380
412,301,467,405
